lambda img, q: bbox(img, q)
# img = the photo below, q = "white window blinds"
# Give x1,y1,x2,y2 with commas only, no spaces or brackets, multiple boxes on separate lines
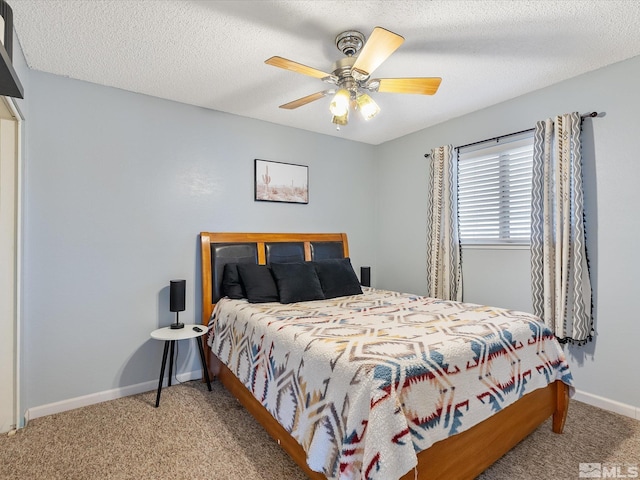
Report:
457,132,534,245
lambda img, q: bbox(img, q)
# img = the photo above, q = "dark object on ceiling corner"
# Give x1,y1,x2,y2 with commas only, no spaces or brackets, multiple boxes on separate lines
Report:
0,0,23,99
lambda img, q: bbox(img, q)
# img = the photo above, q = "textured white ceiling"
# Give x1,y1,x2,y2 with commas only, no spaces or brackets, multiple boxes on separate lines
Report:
9,0,640,145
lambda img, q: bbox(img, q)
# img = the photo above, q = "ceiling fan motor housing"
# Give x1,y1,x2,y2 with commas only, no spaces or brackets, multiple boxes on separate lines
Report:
331,57,376,96
331,57,357,90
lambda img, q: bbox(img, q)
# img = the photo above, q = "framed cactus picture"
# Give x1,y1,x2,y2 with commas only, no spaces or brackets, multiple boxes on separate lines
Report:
254,159,309,204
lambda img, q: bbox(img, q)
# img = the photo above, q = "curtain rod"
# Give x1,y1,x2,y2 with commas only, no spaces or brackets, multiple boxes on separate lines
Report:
424,111,599,158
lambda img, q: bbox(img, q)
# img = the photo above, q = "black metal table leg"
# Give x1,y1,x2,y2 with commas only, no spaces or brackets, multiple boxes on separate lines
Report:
196,336,212,391
155,340,170,407
168,340,175,386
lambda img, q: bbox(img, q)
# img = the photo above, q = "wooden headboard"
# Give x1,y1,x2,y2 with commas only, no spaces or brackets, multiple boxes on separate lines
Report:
199,232,349,325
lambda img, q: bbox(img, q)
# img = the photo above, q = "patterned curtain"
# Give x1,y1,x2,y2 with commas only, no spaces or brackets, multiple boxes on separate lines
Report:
531,112,593,344
426,145,462,301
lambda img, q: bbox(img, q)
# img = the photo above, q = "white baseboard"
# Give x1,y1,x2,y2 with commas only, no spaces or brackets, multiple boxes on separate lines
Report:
24,370,203,423
573,389,639,420
23,378,639,426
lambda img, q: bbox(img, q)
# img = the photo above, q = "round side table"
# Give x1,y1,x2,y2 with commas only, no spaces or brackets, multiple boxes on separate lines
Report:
150,324,212,407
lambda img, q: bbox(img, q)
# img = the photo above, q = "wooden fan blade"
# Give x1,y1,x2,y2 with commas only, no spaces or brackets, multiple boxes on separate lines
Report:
265,56,332,79
377,77,442,95
352,27,404,77
279,91,328,109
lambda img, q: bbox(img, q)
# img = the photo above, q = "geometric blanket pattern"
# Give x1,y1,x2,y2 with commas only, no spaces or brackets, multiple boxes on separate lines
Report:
208,288,573,480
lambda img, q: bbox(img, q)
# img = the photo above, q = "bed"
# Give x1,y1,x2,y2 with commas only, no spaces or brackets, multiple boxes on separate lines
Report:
199,231,572,480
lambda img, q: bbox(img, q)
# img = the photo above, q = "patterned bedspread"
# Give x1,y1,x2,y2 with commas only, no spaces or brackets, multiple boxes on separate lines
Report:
207,288,573,480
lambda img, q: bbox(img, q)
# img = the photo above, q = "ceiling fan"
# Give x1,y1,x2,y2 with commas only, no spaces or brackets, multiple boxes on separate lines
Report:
265,27,442,128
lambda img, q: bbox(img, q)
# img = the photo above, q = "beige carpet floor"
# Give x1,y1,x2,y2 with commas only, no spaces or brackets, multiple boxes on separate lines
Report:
1,380,638,480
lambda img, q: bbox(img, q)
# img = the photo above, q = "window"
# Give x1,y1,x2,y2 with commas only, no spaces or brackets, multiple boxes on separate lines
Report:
457,132,534,245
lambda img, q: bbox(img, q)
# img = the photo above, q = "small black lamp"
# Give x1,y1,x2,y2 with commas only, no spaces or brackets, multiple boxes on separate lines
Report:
360,266,371,287
169,279,186,329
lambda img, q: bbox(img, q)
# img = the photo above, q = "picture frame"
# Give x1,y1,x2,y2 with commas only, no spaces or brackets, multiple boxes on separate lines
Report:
254,159,309,204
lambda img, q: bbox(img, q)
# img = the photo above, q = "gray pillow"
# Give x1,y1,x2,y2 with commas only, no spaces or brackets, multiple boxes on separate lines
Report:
221,263,245,299
270,262,325,304
313,258,363,299
236,264,279,303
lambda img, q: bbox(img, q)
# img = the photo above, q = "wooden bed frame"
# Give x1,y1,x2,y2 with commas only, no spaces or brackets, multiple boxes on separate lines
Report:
199,231,569,480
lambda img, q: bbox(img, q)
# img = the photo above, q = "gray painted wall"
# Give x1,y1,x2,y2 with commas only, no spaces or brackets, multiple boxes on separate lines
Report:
375,55,640,409
17,41,640,414
21,71,376,410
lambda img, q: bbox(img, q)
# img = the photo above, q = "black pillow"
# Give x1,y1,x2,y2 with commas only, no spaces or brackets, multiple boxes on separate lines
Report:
221,263,245,299
313,258,363,299
236,263,279,303
270,262,325,304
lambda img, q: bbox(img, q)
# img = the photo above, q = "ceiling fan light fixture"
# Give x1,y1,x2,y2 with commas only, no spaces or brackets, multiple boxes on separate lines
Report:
329,88,350,116
356,93,380,120
331,111,348,129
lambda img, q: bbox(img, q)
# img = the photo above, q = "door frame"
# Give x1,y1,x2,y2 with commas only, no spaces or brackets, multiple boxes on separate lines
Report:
0,95,23,432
